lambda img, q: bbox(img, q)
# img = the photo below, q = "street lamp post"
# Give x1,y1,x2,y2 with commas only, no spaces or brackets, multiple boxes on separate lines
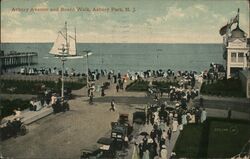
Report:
59,45,67,100
86,51,89,89
61,56,65,100
83,50,92,95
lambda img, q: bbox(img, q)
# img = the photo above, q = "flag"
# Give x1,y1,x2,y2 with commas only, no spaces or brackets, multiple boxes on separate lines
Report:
219,23,229,36
219,10,239,36
231,14,239,24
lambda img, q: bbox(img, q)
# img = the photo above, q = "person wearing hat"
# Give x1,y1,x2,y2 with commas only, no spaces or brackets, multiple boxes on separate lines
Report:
201,108,207,123
138,141,144,159
51,93,57,105
172,118,178,132
159,136,166,154
182,112,187,125
167,128,172,142
160,145,168,159
147,138,157,159
109,99,115,111
142,149,150,159
14,108,21,120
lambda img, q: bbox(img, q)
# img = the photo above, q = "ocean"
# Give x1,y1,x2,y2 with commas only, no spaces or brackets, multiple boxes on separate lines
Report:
1,43,224,73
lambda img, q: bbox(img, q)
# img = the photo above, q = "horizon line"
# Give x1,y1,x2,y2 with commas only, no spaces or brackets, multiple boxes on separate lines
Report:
1,41,223,44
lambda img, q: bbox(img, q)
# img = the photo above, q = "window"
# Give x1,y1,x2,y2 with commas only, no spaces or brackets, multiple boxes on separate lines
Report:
231,52,236,62
238,52,244,63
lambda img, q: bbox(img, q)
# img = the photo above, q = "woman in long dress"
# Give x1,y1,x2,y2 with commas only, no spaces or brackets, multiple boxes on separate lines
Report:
143,149,150,159
172,119,178,132
182,114,187,125
201,108,207,123
160,145,168,159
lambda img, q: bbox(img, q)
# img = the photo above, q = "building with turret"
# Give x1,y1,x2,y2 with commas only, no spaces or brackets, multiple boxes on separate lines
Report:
220,9,250,79
226,24,249,79
220,9,250,98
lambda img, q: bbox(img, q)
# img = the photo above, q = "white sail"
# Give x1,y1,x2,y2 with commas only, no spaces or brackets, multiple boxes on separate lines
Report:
49,23,77,56
49,31,67,55
68,35,76,56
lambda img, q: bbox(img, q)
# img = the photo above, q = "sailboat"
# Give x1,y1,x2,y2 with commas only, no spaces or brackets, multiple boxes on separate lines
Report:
49,22,84,59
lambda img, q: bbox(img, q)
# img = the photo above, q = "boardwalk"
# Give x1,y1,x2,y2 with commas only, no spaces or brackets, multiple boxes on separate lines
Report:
1,76,250,158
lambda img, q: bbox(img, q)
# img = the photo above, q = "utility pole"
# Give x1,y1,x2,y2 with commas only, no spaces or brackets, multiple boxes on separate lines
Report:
59,44,67,100
86,51,89,89
83,50,92,94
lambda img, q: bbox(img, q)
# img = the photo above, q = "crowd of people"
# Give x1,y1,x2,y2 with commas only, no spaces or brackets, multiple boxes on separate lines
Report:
12,67,85,77
128,68,207,159
12,67,203,82
135,101,207,159
29,89,70,113
202,63,226,83
135,102,207,159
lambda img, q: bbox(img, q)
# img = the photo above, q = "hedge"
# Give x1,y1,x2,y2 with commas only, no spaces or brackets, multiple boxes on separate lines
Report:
0,79,85,94
200,79,244,97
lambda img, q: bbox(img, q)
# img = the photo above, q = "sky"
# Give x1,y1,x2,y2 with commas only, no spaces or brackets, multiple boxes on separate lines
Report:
1,0,249,43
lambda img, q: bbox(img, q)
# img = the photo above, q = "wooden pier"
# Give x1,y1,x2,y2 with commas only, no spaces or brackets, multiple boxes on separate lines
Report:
0,50,38,73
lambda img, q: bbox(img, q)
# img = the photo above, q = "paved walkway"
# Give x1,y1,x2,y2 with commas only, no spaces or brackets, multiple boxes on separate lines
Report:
1,76,250,158
193,95,250,114
206,108,250,120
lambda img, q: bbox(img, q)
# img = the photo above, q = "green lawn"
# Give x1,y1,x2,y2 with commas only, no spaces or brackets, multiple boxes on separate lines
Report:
200,79,245,97
174,118,250,158
125,80,179,92
207,120,250,158
0,99,31,118
174,124,205,158
152,81,179,92
125,80,149,92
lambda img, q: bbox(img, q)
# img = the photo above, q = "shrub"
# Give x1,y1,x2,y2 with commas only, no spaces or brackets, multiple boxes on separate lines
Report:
126,80,149,92
152,81,179,92
200,79,244,97
0,99,31,118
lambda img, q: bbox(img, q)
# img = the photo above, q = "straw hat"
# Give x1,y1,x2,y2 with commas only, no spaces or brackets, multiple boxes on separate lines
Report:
162,145,167,149
147,138,153,143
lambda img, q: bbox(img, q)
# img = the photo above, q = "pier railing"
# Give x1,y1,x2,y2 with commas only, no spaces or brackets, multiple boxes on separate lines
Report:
0,52,38,68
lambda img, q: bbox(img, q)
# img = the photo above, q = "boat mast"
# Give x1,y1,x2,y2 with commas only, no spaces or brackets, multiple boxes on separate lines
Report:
65,21,68,53
61,21,68,101
75,27,77,55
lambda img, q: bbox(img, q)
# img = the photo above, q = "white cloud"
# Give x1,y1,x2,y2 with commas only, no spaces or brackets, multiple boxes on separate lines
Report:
145,4,209,26
146,6,186,25
1,27,56,42
194,4,208,12
33,1,49,8
1,9,22,27
1,1,248,43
